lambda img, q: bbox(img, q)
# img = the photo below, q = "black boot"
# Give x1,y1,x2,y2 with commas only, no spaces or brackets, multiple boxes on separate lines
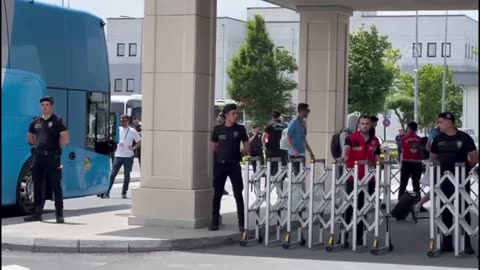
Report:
441,235,454,252
208,214,220,231
55,206,64,224
238,213,245,233
465,236,475,255
24,206,43,222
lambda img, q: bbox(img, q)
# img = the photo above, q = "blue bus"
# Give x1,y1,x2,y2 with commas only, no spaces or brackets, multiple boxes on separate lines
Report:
1,0,116,214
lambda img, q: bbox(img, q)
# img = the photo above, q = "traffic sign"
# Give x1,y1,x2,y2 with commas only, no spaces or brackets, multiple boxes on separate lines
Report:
383,119,390,127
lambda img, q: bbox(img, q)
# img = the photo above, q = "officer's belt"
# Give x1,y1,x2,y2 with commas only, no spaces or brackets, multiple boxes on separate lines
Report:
34,149,61,157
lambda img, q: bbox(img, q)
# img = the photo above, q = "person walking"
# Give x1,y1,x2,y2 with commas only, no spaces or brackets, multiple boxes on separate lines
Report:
398,121,423,200
101,114,141,199
249,125,264,173
131,116,142,167
262,111,288,176
395,128,404,161
286,103,315,175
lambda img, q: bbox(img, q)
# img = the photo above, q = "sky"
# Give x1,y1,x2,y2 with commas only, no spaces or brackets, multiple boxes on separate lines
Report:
38,0,478,22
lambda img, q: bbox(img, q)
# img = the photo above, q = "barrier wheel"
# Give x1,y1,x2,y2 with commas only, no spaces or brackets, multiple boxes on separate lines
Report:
326,246,334,252
282,243,290,250
240,241,248,247
427,251,435,258
370,249,378,255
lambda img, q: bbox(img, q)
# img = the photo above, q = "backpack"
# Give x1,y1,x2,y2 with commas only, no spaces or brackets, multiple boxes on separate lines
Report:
279,128,290,150
330,129,352,158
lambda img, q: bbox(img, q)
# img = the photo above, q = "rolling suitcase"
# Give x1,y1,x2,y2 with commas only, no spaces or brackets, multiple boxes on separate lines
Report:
391,192,418,223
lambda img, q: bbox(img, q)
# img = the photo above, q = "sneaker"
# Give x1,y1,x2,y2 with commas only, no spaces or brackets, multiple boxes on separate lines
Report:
223,190,229,195
121,193,127,199
101,194,110,199
420,206,428,212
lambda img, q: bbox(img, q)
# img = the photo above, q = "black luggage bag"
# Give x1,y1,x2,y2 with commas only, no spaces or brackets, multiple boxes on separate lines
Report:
391,192,419,223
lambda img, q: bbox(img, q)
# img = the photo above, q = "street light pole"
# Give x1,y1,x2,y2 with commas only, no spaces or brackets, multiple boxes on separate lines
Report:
414,11,419,122
441,11,448,111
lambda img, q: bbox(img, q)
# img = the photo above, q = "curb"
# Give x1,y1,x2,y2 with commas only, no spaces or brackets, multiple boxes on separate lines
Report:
2,232,243,253
114,177,141,184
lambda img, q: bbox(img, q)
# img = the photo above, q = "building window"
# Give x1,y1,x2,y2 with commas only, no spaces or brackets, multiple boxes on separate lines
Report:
117,43,125,56
427,43,436,57
467,44,471,59
475,48,478,61
441,42,451,58
471,46,474,61
412,43,422,57
114,79,122,92
129,43,137,57
465,43,468,58
126,79,134,92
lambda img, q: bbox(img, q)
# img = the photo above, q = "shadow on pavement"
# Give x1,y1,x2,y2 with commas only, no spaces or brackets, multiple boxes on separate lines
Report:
184,215,477,269
1,204,131,226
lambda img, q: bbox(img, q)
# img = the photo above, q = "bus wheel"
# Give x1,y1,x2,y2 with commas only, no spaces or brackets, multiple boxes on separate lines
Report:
16,159,35,215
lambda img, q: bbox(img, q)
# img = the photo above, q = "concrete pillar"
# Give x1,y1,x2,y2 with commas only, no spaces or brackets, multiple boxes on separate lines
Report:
297,7,352,162
129,0,217,229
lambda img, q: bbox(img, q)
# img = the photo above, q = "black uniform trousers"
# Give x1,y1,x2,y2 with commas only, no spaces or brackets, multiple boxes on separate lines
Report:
398,161,423,200
212,162,244,224
344,180,375,242
441,179,472,243
266,148,287,176
32,152,63,212
250,151,264,173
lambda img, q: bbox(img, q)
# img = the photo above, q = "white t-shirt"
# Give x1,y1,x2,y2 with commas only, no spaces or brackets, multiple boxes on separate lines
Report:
115,126,141,158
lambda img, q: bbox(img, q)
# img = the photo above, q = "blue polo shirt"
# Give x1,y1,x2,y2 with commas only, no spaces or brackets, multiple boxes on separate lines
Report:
287,117,306,156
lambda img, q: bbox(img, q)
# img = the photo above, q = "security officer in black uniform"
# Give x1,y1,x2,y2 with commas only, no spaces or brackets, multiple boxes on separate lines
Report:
209,104,250,232
24,96,69,223
430,112,478,254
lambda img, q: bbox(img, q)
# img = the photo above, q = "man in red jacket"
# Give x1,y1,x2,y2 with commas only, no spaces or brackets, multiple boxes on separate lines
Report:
398,121,423,200
342,115,381,247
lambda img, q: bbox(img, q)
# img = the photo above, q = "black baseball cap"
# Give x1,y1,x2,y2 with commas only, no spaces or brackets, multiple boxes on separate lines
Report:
438,112,455,123
222,103,237,114
370,115,379,122
40,96,54,104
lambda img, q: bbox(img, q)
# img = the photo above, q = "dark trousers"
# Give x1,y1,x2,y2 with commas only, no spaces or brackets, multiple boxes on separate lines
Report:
108,156,134,195
266,148,287,176
212,163,244,224
135,147,141,167
32,155,63,213
441,179,472,244
399,161,423,200
250,152,264,173
289,155,305,175
344,180,375,242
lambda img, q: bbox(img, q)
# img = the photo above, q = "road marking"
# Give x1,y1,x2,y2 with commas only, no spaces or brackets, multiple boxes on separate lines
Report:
2,265,30,270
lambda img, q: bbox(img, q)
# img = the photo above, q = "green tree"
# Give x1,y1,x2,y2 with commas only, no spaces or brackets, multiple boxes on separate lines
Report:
227,15,298,127
417,64,463,128
386,73,415,130
348,25,398,115
388,65,463,130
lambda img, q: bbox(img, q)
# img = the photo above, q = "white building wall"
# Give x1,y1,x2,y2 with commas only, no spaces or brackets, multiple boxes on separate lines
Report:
106,18,143,95
215,18,246,100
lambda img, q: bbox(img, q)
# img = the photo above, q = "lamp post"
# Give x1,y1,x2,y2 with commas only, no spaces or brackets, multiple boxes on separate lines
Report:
441,11,448,111
414,11,419,122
